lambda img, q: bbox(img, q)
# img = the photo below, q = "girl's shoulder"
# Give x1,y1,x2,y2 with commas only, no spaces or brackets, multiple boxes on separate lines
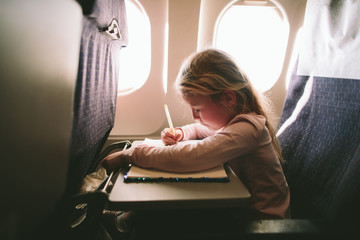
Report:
220,113,269,144
228,112,266,131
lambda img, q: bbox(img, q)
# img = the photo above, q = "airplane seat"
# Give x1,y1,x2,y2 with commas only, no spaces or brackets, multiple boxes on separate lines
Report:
66,0,128,198
0,0,128,239
55,0,129,239
278,64,360,222
0,0,82,239
276,0,360,235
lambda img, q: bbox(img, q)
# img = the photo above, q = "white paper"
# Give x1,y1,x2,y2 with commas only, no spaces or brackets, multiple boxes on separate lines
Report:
142,138,165,147
126,139,228,180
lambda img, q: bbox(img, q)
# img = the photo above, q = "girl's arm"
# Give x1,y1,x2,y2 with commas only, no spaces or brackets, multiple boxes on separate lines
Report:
181,123,217,140
161,123,216,145
128,121,261,173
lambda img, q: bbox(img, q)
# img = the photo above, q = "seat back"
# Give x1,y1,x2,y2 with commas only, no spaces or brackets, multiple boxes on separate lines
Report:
66,0,128,196
0,0,82,239
278,72,360,219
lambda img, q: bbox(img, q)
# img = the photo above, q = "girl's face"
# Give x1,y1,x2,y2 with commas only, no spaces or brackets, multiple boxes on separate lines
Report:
183,93,235,130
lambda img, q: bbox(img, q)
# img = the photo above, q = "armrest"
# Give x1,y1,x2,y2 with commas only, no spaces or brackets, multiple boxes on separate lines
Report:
228,219,343,239
88,140,132,174
135,216,355,239
205,219,355,239
53,141,131,239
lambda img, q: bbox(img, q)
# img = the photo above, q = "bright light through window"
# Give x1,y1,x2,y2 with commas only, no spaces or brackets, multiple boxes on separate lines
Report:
215,2,289,92
118,0,151,95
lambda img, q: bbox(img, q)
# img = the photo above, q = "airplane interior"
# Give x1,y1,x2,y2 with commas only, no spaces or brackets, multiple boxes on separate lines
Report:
1,0,359,239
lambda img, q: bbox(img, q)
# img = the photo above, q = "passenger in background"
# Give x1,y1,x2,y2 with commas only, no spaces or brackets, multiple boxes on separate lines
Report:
101,49,290,237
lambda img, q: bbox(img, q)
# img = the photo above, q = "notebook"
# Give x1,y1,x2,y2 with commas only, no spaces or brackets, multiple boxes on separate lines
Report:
124,165,229,183
123,139,229,183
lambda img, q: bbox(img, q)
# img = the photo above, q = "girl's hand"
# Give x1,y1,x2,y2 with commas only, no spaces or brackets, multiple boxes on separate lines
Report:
161,128,183,145
101,151,129,171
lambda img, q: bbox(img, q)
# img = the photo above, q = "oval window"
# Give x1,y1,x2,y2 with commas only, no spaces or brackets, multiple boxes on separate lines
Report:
214,1,289,92
118,0,151,95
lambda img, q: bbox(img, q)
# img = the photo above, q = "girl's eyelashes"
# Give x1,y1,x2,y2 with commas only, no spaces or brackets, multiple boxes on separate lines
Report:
193,109,200,113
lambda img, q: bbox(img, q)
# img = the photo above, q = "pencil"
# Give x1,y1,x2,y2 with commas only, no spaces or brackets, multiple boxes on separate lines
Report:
164,104,175,134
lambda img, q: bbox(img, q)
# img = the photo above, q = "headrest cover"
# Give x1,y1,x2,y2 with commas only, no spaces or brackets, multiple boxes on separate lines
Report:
298,0,360,79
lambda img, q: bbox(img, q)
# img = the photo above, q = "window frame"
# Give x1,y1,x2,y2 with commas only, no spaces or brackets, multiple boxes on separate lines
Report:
213,0,289,92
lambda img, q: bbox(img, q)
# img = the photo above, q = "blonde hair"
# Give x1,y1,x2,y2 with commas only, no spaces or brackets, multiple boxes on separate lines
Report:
176,49,283,163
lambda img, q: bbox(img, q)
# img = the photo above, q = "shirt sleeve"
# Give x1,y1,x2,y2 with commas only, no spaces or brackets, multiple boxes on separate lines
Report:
127,119,265,173
181,123,217,140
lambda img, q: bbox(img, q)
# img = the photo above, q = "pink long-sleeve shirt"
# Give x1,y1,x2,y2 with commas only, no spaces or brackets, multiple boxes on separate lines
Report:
125,113,290,219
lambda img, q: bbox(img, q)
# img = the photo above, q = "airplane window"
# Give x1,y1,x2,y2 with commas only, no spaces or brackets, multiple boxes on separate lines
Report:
118,0,151,95
214,1,289,92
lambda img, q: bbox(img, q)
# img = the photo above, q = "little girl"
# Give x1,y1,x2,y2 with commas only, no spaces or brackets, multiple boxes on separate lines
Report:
101,49,290,235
